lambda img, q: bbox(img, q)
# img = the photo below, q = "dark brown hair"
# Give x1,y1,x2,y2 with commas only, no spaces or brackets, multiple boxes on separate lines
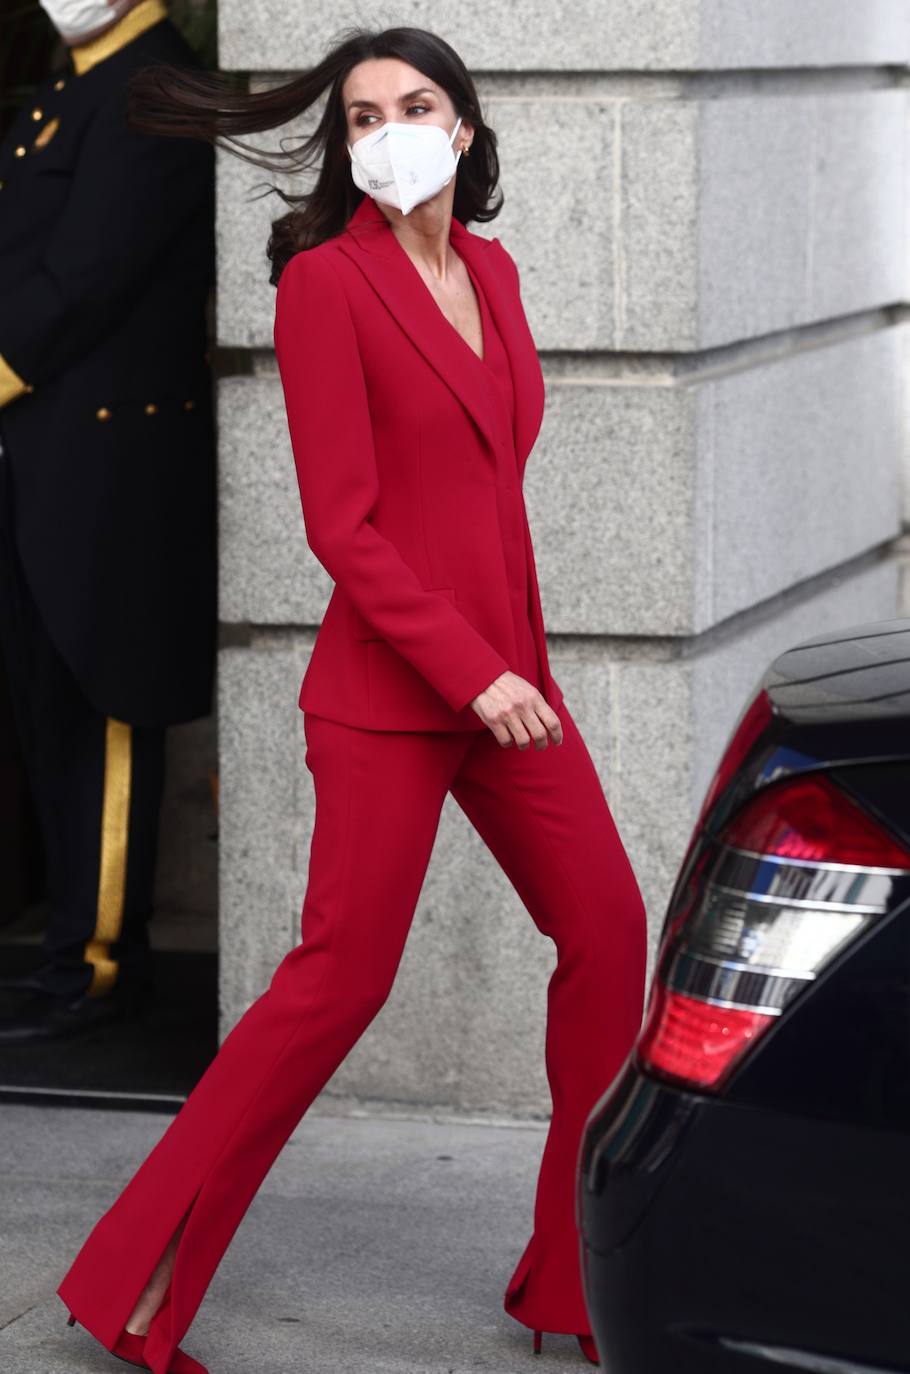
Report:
127,24,503,286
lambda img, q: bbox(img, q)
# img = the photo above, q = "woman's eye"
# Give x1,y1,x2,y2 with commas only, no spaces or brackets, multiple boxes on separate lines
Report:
355,103,432,126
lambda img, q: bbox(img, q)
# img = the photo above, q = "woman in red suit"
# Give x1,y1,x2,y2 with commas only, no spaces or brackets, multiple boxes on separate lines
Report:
56,24,647,1374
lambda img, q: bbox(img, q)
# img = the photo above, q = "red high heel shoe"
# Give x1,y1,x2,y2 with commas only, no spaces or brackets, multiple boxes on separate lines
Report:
532,1328,600,1365
577,1332,600,1365
66,1312,208,1374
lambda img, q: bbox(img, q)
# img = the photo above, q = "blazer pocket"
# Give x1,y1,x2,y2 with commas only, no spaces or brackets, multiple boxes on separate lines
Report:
351,586,457,640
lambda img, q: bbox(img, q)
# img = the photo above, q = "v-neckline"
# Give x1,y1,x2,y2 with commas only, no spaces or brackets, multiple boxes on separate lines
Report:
455,256,487,366
401,245,488,366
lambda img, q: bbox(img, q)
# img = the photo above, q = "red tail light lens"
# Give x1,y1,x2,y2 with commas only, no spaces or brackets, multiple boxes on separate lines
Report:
638,984,775,1088
724,772,910,867
695,687,773,828
637,771,910,1093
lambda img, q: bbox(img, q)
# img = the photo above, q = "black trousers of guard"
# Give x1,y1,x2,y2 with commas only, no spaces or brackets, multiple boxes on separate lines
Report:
0,443,165,1001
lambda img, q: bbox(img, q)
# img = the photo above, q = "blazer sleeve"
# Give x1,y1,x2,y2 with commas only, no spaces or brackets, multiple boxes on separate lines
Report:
0,80,213,410
273,248,511,715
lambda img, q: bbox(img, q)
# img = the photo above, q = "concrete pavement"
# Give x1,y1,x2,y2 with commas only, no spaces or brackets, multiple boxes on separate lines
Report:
0,1100,597,1373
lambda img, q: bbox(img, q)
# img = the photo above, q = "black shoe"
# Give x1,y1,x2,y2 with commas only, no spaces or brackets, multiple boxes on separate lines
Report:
0,983,149,1043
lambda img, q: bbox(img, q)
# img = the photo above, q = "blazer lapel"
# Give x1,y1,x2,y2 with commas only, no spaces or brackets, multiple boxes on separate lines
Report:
335,195,542,471
453,218,546,474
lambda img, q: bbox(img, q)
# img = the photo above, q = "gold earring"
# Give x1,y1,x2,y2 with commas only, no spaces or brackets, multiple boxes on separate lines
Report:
463,143,470,157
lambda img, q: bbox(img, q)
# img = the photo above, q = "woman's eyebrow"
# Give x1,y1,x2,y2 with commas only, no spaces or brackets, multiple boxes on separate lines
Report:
347,87,437,111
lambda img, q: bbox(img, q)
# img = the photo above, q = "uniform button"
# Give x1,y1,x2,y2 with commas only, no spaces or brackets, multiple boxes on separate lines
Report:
32,108,43,121
183,399,196,411
144,402,158,415
54,79,65,91
96,407,112,421
0,180,4,191
14,146,26,158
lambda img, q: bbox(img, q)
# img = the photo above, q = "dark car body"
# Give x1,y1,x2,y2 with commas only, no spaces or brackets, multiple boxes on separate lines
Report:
577,617,910,1374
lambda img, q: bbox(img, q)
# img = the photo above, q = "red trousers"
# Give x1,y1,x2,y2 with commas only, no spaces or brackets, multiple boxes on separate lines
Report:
57,698,647,1372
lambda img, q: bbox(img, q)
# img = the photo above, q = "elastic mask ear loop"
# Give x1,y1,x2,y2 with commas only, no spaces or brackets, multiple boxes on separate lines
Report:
450,116,464,174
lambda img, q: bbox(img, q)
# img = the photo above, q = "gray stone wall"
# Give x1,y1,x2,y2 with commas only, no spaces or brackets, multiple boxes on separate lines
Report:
215,1,910,1116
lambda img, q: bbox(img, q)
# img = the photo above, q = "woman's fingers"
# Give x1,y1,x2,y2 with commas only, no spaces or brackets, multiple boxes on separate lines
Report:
489,717,515,748
539,701,564,747
471,672,563,748
506,712,533,750
510,700,563,750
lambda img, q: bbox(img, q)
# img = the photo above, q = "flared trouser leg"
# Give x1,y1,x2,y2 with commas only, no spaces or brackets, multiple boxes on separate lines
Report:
449,699,648,1335
57,711,471,1373
56,696,647,1368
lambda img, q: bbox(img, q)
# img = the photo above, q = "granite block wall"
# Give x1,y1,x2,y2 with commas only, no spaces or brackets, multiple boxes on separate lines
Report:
215,1,910,1113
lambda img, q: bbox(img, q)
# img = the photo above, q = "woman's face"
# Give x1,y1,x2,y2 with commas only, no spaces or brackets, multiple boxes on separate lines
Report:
342,58,471,154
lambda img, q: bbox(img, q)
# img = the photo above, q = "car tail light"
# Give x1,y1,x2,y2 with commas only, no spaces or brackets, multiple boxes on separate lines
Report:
694,685,773,829
637,772,910,1092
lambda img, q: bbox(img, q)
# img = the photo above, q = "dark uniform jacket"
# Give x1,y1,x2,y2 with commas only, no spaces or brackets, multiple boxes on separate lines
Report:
0,1,216,727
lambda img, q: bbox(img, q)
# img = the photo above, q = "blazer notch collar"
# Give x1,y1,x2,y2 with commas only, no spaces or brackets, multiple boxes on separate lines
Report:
336,197,533,467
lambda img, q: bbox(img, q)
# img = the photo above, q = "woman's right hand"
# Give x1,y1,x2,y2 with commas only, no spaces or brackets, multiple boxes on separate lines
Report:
470,672,563,749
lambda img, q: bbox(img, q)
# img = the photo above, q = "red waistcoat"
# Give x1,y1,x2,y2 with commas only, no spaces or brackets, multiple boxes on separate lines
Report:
273,192,563,731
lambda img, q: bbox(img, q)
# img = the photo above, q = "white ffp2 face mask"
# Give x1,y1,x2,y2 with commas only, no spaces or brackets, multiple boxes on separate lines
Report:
347,115,464,216
39,0,133,45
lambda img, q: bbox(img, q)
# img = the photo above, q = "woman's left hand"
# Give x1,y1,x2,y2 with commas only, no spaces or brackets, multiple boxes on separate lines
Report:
469,672,563,750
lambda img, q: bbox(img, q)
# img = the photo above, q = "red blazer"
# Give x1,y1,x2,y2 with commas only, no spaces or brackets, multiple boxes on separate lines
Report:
273,192,564,732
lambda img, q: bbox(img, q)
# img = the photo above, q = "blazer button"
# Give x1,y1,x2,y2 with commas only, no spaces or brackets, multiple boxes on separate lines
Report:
144,402,158,415
54,78,65,91
96,406,112,422
32,108,43,121
14,146,26,158
182,399,196,411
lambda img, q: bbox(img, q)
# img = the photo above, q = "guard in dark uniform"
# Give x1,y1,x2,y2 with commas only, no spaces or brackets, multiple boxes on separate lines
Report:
0,0,216,1040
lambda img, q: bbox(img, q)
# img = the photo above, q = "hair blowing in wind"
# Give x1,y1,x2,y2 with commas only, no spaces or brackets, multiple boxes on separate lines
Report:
126,24,504,285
